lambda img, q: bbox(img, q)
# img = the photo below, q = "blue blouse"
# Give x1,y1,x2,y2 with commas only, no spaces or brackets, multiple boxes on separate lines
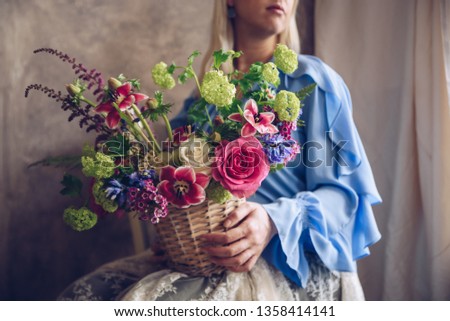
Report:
171,55,382,288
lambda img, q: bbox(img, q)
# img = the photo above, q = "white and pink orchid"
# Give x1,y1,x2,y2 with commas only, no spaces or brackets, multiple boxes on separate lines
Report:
228,99,278,137
95,82,148,129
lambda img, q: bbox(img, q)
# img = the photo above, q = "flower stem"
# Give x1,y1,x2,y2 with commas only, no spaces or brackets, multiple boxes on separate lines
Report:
131,104,161,153
191,69,202,95
204,105,213,128
161,114,173,142
80,97,97,107
126,112,152,146
110,103,145,143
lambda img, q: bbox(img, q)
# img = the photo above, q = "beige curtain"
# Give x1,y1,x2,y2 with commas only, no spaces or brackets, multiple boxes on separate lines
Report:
315,0,450,300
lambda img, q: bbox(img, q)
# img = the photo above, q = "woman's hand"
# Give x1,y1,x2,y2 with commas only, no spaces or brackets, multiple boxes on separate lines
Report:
199,201,277,273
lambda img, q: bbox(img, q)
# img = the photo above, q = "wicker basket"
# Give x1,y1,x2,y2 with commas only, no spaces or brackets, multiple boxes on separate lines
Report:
155,197,245,277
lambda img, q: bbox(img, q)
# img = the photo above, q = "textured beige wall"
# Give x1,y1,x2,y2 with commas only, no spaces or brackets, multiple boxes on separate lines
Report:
0,0,213,300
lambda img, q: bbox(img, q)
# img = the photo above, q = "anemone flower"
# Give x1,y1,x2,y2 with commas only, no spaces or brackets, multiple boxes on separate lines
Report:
95,82,148,129
157,166,210,208
228,99,278,137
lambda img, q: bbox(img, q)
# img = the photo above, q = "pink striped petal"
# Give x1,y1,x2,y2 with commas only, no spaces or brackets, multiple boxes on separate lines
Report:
243,109,256,125
105,111,121,129
157,180,176,202
116,82,132,96
118,95,135,110
174,166,196,184
95,102,114,113
258,112,275,125
184,183,206,206
241,123,257,137
132,93,149,103
195,173,210,189
244,99,258,115
257,123,279,134
160,166,176,182
228,113,243,122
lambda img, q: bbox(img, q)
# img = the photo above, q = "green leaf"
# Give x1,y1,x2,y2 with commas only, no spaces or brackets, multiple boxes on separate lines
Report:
129,78,141,90
215,120,240,141
167,63,177,74
178,68,194,84
213,50,230,70
187,99,209,127
60,174,83,197
102,134,130,157
212,50,242,70
141,91,172,122
188,50,200,65
155,91,164,105
117,74,126,82
270,163,285,173
296,83,317,101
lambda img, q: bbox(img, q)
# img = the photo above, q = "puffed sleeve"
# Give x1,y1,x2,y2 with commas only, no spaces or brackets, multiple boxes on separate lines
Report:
261,55,382,287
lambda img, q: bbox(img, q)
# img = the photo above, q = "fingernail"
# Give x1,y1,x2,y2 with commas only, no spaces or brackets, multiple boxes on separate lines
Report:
223,220,230,228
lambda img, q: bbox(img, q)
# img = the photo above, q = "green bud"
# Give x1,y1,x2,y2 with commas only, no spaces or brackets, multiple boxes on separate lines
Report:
213,115,224,126
209,132,221,142
146,98,159,110
65,84,81,97
108,77,122,90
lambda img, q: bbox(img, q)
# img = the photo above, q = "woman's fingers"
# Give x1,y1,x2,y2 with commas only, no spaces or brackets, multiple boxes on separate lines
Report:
202,237,250,258
223,202,255,228
199,201,275,273
209,249,254,268
227,255,258,273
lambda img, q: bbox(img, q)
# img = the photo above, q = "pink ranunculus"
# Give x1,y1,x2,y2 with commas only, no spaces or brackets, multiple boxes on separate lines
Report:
212,136,270,198
157,165,210,208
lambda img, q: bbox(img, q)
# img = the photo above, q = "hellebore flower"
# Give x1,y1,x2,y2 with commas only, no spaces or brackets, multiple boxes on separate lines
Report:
228,99,278,137
157,166,210,208
95,82,148,129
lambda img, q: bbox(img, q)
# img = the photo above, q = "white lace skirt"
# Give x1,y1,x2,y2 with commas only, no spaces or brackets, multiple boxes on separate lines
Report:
58,250,365,301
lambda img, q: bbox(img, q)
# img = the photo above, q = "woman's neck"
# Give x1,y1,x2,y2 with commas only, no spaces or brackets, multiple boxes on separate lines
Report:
233,32,277,73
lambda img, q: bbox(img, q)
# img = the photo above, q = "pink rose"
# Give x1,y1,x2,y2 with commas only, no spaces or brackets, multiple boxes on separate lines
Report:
212,136,270,198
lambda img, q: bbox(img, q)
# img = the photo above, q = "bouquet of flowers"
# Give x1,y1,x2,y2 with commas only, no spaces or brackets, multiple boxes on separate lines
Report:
25,45,315,275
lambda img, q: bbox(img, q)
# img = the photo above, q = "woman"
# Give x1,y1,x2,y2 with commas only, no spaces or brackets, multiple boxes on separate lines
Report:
59,0,381,301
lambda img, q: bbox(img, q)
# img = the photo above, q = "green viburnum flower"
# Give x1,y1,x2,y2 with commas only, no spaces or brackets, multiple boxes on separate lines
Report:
63,207,97,231
92,181,118,213
206,181,233,204
151,62,176,90
82,143,96,158
274,44,298,74
201,70,236,107
81,152,115,179
261,62,280,87
273,90,301,121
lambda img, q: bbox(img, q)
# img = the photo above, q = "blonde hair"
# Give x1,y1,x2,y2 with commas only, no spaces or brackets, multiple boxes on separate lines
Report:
200,0,300,79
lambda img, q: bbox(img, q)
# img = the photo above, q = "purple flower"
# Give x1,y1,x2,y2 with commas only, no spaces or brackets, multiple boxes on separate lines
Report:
260,134,299,165
104,179,127,207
